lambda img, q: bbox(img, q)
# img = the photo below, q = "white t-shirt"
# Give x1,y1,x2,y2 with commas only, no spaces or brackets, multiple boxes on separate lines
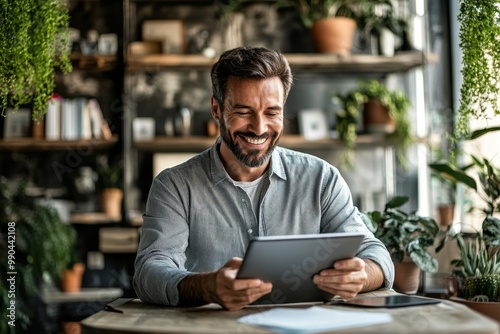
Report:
232,171,269,219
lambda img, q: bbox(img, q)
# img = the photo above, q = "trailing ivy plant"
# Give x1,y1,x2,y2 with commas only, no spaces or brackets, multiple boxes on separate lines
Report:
456,0,500,139
0,0,72,122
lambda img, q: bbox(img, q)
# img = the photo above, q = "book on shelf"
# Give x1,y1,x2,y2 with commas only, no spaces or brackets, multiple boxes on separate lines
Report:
44,95,110,141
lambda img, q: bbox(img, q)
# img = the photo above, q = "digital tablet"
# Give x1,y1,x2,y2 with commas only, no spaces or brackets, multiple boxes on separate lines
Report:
334,295,441,308
236,232,365,305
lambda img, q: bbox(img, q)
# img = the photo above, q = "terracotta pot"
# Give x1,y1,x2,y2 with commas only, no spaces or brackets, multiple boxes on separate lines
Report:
61,263,85,292
437,205,455,227
363,99,395,134
100,188,123,219
393,260,421,294
310,17,356,55
450,297,500,322
62,321,81,334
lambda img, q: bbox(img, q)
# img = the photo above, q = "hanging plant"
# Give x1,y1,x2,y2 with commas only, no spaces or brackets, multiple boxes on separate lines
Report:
456,1,500,139
0,0,72,122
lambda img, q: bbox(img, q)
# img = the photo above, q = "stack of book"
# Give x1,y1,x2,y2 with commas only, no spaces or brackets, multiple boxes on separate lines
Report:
45,94,111,141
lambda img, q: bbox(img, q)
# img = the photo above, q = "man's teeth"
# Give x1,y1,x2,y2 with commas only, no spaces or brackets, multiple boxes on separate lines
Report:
244,136,266,144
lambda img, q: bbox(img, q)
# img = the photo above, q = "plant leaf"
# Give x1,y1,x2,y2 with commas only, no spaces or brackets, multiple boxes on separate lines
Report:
483,216,500,246
428,163,477,191
385,196,408,209
469,126,500,139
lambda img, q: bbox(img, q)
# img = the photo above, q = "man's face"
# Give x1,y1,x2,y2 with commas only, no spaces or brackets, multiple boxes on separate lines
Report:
212,76,285,168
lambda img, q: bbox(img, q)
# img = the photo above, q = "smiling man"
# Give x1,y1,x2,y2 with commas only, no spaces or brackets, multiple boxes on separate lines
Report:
134,46,394,311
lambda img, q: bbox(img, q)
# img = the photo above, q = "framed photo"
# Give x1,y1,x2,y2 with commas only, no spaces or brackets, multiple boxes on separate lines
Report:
298,109,330,141
133,117,155,142
3,108,31,139
142,20,185,54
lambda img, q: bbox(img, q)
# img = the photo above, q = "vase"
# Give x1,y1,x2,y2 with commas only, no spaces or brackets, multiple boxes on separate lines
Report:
378,28,395,57
393,260,421,294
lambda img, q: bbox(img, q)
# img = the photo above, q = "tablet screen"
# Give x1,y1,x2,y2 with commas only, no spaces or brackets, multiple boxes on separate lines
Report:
236,232,365,304
335,295,441,308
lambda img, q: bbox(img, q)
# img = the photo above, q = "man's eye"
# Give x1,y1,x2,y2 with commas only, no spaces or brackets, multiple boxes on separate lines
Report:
235,111,251,116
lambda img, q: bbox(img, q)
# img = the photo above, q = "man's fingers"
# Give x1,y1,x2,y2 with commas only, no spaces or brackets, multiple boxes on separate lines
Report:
333,258,365,270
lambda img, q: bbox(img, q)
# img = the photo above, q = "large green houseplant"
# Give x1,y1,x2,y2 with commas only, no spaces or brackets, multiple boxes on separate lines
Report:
0,179,78,333
455,1,500,139
429,129,500,223
0,0,72,121
333,79,412,168
362,196,440,293
431,126,500,320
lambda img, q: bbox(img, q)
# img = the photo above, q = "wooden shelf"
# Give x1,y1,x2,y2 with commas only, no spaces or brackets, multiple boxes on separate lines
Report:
126,51,438,73
69,53,118,72
41,287,123,304
70,212,121,225
133,134,435,153
0,135,119,151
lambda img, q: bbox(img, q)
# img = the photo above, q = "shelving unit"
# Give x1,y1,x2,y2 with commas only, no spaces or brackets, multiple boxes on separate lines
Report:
0,135,119,151
120,0,437,226
69,53,118,72
126,51,438,73
133,134,437,152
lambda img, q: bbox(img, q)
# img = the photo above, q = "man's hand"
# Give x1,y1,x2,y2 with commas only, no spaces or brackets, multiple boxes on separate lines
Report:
178,257,272,311
312,258,383,300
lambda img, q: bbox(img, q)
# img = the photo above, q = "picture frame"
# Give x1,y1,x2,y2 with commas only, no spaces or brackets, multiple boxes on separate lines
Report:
3,108,31,139
298,109,330,141
133,117,155,142
142,20,185,54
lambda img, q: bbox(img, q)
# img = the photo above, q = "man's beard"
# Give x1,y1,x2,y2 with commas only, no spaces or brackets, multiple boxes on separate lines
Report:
219,116,281,168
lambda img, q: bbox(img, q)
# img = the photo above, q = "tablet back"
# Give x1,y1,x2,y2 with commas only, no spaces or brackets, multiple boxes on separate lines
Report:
236,232,365,304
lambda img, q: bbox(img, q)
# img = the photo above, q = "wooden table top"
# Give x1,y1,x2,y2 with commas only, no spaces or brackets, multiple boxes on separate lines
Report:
81,289,499,334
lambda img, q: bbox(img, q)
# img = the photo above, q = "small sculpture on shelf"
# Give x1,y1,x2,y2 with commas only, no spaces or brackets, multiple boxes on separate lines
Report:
71,166,99,212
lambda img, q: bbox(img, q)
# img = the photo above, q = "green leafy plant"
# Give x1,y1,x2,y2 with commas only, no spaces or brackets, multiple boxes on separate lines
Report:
0,0,72,121
0,178,78,333
455,1,500,139
438,220,500,302
429,151,500,220
429,126,500,223
428,143,463,206
333,80,412,168
432,126,500,303
277,0,403,33
361,196,440,273
97,156,123,189
215,0,245,21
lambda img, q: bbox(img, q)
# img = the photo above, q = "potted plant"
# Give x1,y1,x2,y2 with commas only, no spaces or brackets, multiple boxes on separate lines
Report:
428,144,464,227
277,0,404,54
332,79,412,168
437,219,500,321
428,142,499,228
61,245,85,293
0,0,71,122
97,156,123,219
0,178,78,333
361,196,440,294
